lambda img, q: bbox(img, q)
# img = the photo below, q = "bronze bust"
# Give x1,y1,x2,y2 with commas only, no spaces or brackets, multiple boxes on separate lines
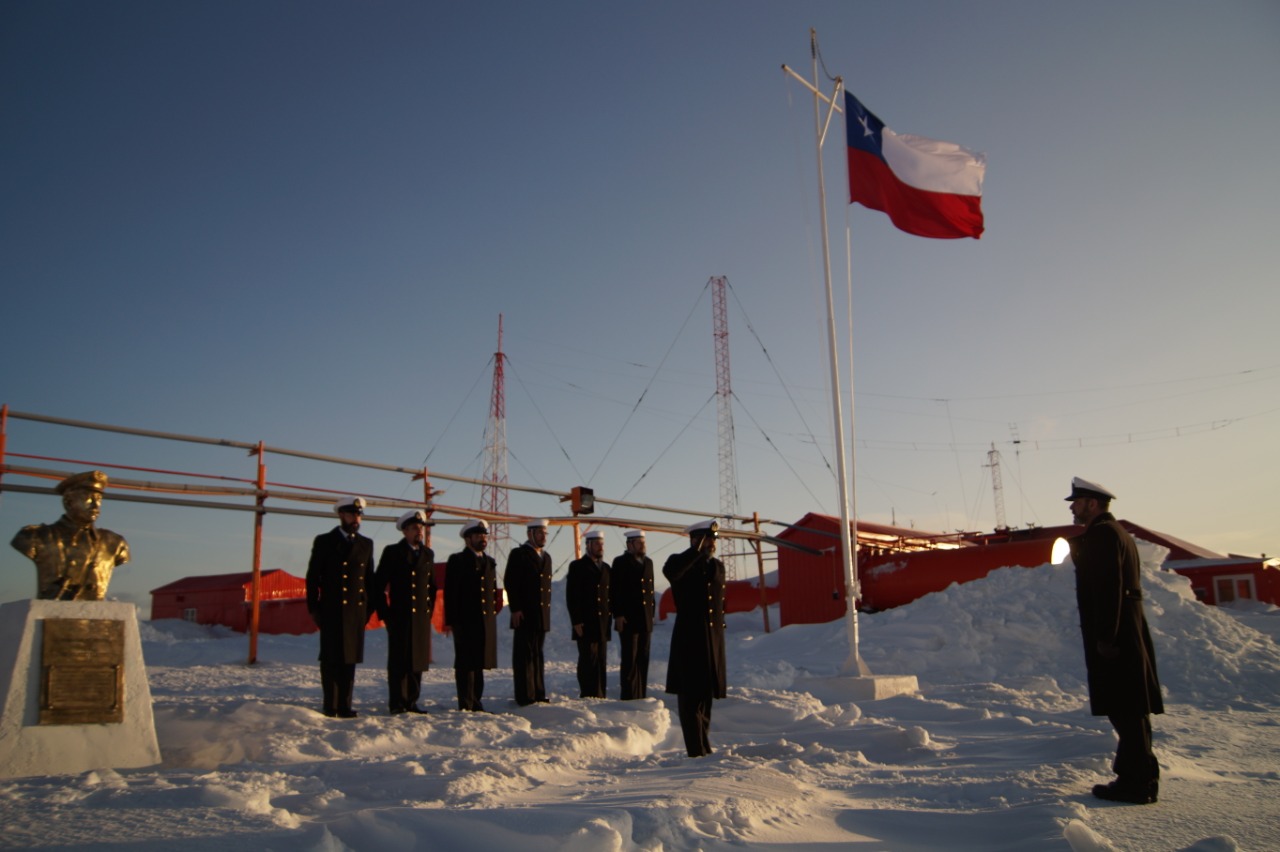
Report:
10,470,130,600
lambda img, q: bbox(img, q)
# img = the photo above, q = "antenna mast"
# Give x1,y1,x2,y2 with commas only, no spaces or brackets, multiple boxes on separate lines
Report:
986,443,1009,533
711,276,740,579
481,315,509,560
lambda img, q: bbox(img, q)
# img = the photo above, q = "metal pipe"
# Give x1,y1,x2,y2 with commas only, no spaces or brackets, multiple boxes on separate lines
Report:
754,512,771,633
5,408,787,525
249,442,266,665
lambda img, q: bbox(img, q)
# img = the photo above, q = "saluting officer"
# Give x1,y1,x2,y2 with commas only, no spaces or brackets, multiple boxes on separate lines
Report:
566,529,611,698
445,519,498,712
664,520,726,757
503,518,554,706
306,496,376,718
610,529,655,699
373,509,437,715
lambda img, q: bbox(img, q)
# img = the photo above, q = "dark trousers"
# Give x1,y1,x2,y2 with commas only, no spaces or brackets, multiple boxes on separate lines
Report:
512,627,547,706
575,639,607,698
455,668,485,711
387,661,422,712
617,628,651,700
677,688,714,757
386,625,423,711
320,660,356,715
1109,712,1158,788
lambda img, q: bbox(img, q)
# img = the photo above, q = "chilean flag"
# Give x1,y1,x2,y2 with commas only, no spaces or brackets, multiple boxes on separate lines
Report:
845,91,985,239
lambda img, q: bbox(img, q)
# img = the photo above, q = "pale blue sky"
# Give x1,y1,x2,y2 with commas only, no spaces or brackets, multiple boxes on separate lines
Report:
3,1,1278,607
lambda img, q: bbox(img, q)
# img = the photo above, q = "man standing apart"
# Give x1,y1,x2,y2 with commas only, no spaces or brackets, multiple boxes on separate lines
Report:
1067,477,1163,804
306,497,375,718
373,509,436,715
503,518,553,706
445,519,498,712
664,520,726,757
566,529,611,698
610,529,655,699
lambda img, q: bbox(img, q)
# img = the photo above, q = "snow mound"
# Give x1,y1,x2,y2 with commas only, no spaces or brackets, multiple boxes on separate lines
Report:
731,544,1280,711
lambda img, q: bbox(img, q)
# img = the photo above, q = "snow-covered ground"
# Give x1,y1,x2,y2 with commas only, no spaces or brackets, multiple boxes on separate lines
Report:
2,543,1278,851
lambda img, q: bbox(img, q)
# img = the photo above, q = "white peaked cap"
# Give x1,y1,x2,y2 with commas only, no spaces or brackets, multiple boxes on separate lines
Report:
526,518,549,529
583,530,605,541
623,529,645,539
1065,477,1116,501
396,509,429,530
335,496,366,513
460,518,489,537
685,519,719,535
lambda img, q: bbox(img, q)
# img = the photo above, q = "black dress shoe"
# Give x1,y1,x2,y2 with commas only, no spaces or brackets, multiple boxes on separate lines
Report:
1092,781,1157,804
336,709,358,719
389,707,407,715
407,705,429,714
322,710,337,718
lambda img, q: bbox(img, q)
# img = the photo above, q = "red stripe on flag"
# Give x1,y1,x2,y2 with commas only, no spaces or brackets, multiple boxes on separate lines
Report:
848,149,984,240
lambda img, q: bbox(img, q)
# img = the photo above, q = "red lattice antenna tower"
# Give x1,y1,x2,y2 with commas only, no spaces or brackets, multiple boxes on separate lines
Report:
711,276,740,579
480,314,509,560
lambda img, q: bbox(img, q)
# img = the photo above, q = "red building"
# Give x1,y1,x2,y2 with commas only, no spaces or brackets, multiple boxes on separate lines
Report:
1166,557,1280,606
657,578,779,621
1109,522,1279,607
150,569,384,634
773,512,1278,624
774,513,1068,624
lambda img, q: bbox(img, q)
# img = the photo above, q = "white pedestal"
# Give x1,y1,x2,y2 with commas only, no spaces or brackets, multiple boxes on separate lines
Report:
840,674,919,701
796,673,920,702
0,599,161,778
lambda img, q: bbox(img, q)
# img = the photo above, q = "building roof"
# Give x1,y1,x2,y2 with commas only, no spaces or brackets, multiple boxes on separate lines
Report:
777,512,1236,564
149,568,301,595
776,512,967,549
1120,521,1226,561
1165,556,1268,571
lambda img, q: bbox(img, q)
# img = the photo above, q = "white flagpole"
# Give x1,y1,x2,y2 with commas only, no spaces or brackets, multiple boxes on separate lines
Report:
783,30,866,675
844,219,865,674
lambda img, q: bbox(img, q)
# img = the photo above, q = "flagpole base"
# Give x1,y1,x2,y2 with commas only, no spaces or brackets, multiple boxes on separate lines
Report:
797,672,919,702
842,650,873,677
841,674,919,701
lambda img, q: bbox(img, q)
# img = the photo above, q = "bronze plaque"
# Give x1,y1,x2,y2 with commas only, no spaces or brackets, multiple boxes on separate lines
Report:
39,618,126,725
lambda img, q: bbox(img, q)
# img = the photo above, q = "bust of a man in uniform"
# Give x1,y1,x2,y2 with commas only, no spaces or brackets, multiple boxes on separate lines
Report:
10,470,130,600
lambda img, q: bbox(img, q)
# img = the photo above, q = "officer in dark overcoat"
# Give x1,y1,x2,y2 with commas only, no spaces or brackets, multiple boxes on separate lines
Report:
664,520,726,757
503,518,553,706
373,509,437,714
610,529,655,700
444,518,498,711
306,496,375,718
566,529,611,698
1067,477,1163,804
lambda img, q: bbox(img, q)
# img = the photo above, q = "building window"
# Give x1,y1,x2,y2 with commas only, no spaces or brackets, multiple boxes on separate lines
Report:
182,608,198,622
1215,574,1256,604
